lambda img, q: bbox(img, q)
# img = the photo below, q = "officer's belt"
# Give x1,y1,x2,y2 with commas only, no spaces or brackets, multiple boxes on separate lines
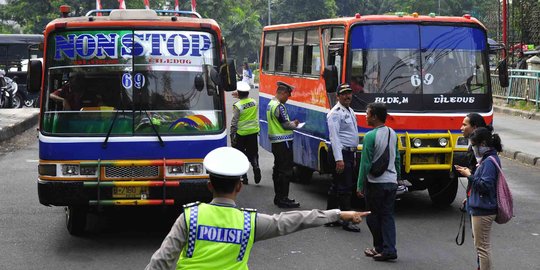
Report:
342,146,357,152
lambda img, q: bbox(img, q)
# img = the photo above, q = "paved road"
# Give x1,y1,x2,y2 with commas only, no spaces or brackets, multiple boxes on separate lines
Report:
1,124,540,270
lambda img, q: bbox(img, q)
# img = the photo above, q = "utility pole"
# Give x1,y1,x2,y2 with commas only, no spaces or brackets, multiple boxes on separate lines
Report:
268,0,271,25
438,0,441,15
502,0,507,58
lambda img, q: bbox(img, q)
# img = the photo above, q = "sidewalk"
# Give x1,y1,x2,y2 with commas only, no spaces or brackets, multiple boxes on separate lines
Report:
0,108,39,142
0,106,538,168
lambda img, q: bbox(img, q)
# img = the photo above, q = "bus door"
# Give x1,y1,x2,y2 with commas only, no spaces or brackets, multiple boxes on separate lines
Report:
322,27,345,107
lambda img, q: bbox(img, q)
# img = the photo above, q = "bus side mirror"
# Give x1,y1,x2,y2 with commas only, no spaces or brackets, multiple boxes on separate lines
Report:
219,59,237,92
194,74,205,91
28,60,42,93
323,65,338,93
498,59,509,87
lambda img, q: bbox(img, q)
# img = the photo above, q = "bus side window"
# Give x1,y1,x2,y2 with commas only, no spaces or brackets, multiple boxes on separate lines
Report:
291,31,305,75
276,32,292,73
262,32,277,73
304,30,320,76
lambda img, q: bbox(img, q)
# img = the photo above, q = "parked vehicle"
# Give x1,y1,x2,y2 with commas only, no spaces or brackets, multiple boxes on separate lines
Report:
0,70,17,108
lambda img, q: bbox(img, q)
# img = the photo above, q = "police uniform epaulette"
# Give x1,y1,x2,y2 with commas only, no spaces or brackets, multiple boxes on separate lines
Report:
240,207,257,212
183,201,201,209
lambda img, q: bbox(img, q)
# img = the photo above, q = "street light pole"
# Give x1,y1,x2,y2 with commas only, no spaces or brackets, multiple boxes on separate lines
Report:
438,0,441,15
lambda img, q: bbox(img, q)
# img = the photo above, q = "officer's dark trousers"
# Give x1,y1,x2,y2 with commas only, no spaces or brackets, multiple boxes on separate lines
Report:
233,133,260,177
365,182,398,255
271,141,293,200
327,150,356,211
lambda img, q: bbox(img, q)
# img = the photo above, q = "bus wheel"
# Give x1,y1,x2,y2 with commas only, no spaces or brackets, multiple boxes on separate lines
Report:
427,171,458,206
293,165,313,184
66,206,87,236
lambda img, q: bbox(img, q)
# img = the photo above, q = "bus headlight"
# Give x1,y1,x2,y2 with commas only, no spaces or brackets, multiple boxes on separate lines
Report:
412,138,422,148
62,164,79,176
168,165,184,174
80,166,97,176
457,136,469,146
438,138,449,147
185,163,203,175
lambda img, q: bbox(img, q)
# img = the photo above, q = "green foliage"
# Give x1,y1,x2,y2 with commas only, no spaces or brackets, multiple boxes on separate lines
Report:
0,0,523,67
271,0,337,24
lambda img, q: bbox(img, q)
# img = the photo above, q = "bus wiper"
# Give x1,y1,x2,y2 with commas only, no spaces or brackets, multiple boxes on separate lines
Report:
102,109,124,149
141,109,165,147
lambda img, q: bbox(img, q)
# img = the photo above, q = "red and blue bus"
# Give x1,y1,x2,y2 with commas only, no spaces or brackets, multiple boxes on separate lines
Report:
259,13,503,205
27,8,237,235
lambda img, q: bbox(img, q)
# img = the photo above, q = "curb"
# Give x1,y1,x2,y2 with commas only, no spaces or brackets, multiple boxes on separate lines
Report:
493,105,540,121
0,110,39,143
500,147,540,167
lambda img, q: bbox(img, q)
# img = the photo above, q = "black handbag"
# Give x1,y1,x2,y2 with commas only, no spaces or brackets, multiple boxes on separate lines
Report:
369,127,390,177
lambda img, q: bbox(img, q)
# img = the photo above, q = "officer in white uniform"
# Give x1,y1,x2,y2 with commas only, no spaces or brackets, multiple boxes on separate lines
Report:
145,147,370,270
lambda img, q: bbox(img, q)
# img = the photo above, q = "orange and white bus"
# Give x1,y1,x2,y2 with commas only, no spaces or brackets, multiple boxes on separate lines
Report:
258,13,503,205
27,8,237,235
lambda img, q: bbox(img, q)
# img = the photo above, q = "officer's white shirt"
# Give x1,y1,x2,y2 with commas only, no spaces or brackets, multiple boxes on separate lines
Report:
145,197,340,269
327,102,359,161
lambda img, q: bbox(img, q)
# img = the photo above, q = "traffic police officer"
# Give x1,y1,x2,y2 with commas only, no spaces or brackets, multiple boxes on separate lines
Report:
230,81,261,185
145,147,370,270
326,83,362,232
266,81,300,208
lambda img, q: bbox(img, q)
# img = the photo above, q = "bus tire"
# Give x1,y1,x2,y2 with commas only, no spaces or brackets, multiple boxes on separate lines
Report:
293,165,313,184
66,206,87,236
428,171,458,206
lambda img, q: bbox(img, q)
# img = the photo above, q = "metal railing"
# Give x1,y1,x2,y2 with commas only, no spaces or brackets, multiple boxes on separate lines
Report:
491,69,540,109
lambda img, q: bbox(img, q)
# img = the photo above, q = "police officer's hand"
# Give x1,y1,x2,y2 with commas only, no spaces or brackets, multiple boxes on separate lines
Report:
293,119,300,127
356,189,364,198
340,211,370,224
335,160,345,174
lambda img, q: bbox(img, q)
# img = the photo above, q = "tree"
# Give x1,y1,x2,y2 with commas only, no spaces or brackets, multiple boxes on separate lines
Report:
270,0,337,24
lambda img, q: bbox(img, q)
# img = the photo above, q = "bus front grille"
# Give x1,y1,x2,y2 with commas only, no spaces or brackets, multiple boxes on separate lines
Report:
105,166,159,179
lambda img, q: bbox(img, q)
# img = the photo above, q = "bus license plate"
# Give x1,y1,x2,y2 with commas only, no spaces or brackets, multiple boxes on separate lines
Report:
411,156,435,164
112,186,148,198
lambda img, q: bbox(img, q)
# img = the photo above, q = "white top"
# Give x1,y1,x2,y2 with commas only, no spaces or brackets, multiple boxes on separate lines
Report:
203,147,249,177
236,81,251,92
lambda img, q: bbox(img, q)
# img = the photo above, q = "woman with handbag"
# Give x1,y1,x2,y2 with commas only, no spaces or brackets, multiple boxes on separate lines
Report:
455,127,503,270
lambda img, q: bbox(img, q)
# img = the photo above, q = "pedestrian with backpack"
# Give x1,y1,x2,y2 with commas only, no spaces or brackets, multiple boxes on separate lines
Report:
455,127,505,270
356,102,400,261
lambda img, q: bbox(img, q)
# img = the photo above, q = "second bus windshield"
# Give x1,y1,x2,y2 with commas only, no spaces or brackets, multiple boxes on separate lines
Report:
349,24,489,112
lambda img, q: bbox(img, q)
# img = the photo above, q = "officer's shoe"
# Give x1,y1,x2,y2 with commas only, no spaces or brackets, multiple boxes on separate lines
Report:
342,221,362,233
241,176,248,185
254,168,262,184
273,197,296,205
276,198,300,208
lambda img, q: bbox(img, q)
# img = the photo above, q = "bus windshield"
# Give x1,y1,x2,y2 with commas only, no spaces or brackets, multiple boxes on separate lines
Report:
42,30,223,136
349,24,490,112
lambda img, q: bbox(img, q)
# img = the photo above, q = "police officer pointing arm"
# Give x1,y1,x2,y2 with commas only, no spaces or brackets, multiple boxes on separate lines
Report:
145,147,370,270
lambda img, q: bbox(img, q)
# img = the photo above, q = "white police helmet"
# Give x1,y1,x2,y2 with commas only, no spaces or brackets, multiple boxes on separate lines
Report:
203,147,249,177
236,81,251,92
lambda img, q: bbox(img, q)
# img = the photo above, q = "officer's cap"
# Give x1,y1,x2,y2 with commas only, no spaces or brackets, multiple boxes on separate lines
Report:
276,81,294,93
236,81,251,92
203,147,249,178
337,83,352,94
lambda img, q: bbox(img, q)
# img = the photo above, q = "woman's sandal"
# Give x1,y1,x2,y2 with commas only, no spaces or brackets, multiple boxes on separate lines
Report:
364,248,379,257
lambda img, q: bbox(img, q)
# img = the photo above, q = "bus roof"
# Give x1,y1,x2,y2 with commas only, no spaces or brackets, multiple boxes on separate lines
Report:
263,14,486,31
44,9,221,35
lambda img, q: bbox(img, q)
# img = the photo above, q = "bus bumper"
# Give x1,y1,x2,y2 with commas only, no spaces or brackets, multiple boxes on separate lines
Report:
37,179,212,207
